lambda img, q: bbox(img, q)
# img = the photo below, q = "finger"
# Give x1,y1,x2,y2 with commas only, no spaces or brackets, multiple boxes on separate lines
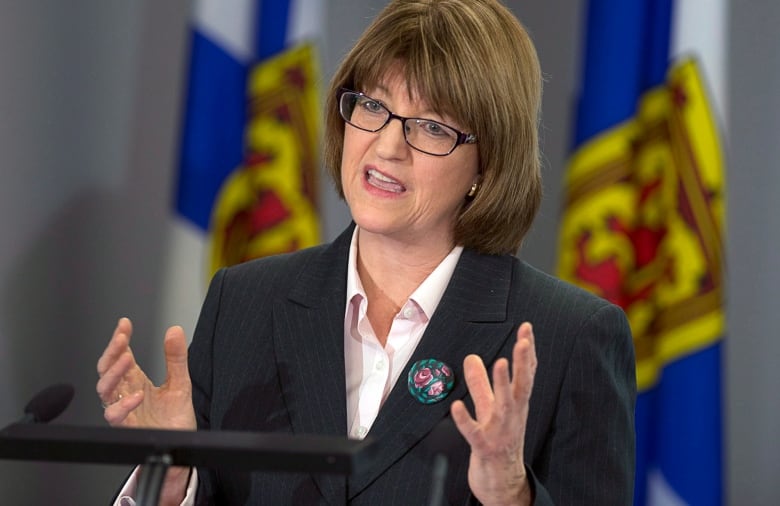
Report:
97,317,133,376
490,357,513,421
163,326,191,391
450,400,479,444
462,354,494,421
103,390,144,426
96,351,135,404
512,323,537,402
452,399,497,452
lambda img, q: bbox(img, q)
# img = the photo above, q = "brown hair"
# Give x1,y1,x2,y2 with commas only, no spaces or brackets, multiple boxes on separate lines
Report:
323,0,542,255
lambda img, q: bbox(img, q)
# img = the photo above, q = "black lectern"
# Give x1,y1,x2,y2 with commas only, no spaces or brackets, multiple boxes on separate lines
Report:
0,423,377,505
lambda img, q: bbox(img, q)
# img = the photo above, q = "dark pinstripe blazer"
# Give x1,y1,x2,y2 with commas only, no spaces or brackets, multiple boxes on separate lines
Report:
188,224,636,505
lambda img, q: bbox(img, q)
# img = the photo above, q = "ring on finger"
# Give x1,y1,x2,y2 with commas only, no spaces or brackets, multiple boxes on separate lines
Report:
101,393,123,409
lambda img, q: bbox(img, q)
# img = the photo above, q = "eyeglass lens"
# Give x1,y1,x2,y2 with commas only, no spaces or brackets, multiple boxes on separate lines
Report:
339,91,461,156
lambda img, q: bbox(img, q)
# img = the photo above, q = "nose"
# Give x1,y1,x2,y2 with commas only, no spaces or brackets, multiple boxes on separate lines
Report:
374,117,409,159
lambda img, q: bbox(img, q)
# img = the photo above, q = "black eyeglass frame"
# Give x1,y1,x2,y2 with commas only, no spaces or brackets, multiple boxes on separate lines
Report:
337,88,477,156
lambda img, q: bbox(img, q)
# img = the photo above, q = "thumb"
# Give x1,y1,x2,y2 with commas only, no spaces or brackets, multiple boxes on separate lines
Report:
163,325,191,390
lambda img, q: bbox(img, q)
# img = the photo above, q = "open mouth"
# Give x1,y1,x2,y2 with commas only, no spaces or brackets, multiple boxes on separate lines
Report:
365,168,406,193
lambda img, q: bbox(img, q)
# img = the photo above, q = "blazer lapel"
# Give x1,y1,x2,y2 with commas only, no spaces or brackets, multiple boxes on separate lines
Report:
273,225,354,504
348,249,518,497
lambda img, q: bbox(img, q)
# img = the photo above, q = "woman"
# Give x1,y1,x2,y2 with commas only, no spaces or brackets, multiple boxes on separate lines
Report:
97,0,636,504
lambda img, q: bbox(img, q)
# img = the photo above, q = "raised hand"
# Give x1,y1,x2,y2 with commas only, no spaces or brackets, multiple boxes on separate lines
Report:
451,322,537,506
96,317,196,431
97,318,197,505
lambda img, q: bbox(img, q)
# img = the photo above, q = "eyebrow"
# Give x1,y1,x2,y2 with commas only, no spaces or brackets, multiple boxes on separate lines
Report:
364,87,444,122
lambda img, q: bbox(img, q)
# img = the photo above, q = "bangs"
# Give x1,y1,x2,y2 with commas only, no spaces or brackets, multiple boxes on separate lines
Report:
345,10,478,130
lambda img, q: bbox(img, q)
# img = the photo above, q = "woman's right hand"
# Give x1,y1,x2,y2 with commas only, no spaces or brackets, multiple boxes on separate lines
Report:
96,317,196,506
96,317,196,430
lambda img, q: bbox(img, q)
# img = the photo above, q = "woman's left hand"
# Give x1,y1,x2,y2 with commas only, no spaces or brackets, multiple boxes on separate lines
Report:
451,322,537,506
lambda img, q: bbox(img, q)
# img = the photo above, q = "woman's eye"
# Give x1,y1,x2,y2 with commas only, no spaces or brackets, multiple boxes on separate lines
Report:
420,121,447,136
360,99,384,114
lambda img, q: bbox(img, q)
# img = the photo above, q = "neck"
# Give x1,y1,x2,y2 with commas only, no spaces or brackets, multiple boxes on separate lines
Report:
355,228,454,347
356,228,454,305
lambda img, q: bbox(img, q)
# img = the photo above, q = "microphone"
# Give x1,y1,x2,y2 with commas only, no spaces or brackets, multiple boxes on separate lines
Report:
426,417,460,506
19,383,75,424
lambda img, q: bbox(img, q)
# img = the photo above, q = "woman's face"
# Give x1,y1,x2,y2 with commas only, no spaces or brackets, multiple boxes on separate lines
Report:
340,68,479,249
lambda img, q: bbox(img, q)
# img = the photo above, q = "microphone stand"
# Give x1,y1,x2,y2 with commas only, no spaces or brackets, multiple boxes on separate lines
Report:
3,384,376,504
427,453,448,506
425,417,458,506
0,423,377,506
136,452,172,506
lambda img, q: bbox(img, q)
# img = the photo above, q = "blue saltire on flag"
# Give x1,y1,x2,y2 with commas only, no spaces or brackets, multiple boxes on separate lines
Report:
176,0,293,232
159,0,322,337
559,1,725,505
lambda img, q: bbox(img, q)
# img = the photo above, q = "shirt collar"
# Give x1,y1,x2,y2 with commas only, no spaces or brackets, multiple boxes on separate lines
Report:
345,226,463,320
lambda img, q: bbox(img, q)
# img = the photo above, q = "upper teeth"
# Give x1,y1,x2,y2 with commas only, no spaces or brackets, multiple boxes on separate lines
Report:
368,169,397,183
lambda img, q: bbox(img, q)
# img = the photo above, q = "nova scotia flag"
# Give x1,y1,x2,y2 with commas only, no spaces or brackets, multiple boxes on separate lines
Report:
160,0,323,337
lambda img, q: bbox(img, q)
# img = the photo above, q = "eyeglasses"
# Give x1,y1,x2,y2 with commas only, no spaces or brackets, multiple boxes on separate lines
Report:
338,89,477,156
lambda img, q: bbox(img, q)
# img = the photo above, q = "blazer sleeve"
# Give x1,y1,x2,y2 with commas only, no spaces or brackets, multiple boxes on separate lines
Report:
531,303,636,505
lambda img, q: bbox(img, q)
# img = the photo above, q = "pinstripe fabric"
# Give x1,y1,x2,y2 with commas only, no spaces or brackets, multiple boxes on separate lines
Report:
188,224,636,505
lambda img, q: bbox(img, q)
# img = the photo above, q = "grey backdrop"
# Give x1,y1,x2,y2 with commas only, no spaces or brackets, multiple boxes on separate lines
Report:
0,1,777,504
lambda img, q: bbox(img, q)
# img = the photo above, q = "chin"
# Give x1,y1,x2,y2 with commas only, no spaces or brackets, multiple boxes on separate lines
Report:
352,215,396,236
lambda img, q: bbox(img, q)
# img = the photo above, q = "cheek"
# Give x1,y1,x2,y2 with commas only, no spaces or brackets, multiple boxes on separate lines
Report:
341,131,370,177
340,135,358,178
428,156,478,196
342,127,370,157
340,159,357,201
460,149,480,182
